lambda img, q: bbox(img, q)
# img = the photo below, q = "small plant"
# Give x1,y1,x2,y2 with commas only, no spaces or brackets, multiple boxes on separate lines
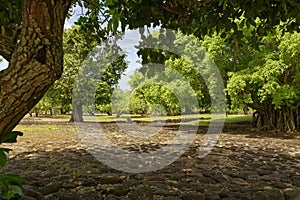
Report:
0,131,24,199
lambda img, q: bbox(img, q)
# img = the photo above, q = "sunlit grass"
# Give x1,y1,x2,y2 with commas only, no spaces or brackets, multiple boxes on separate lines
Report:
181,115,251,126
224,115,252,123
15,124,76,132
41,114,70,119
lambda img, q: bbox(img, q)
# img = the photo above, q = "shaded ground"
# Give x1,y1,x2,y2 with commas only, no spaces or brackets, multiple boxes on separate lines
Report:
0,116,300,200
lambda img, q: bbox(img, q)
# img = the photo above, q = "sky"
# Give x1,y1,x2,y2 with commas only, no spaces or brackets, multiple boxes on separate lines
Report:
0,57,8,71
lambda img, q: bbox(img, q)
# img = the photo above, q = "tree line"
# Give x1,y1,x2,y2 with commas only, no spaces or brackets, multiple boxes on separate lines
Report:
33,22,300,134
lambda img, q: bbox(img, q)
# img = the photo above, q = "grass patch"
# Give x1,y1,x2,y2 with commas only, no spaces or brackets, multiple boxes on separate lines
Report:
40,114,71,119
118,113,211,122
182,114,251,126
224,115,252,124
15,124,75,132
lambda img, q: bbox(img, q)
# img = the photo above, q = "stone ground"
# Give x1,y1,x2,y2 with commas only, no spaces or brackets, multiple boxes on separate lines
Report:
0,117,300,200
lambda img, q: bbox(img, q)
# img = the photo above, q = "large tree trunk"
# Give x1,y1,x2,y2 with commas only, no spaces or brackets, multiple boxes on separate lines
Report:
0,0,71,142
252,105,300,132
70,104,83,122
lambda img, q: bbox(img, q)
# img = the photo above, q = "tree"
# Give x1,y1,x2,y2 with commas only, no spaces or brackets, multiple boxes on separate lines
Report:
0,0,70,141
111,88,131,117
95,55,128,115
128,60,205,115
201,19,300,132
227,30,300,132
129,82,181,116
37,27,128,121
0,0,107,141
1,0,300,142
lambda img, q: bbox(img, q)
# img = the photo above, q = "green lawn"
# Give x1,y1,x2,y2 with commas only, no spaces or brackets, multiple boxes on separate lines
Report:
182,114,252,126
90,114,251,126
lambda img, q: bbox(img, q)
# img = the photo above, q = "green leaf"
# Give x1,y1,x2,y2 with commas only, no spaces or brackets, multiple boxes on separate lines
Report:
112,18,119,32
2,131,23,143
223,0,228,10
1,174,22,185
0,174,24,199
218,0,224,7
0,150,7,168
104,0,113,6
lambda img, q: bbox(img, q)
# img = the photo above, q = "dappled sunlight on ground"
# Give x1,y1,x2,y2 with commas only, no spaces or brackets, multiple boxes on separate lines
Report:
0,117,299,199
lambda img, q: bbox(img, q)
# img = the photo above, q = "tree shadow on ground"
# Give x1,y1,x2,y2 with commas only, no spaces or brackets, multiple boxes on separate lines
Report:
0,128,299,199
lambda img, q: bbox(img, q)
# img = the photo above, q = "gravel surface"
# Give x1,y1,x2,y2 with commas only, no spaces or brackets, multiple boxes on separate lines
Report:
0,118,299,200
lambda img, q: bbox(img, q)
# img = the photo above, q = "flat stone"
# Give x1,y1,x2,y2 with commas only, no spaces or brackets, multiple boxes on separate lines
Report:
153,189,178,196
54,191,80,200
189,183,205,193
109,184,130,196
128,187,153,200
37,181,63,195
168,173,185,181
205,193,221,200
146,175,166,182
212,174,227,183
80,191,103,200
124,179,139,187
99,175,123,184
251,181,272,191
231,178,249,186
180,192,205,200
218,191,229,198
258,170,273,176
283,188,300,200
63,182,79,189
253,189,284,200
25,189,43,200
81,178,98,186
198,177,217,184
232,192,252,200
272,181,288,189
104,194,119,200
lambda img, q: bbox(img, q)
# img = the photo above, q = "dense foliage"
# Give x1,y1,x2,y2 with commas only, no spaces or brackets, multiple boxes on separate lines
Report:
227,30,300,131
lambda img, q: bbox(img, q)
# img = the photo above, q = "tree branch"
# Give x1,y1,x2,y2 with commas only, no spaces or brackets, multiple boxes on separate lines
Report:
247,103,267,114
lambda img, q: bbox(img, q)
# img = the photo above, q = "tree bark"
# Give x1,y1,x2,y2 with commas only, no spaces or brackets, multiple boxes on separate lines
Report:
252,106,299,132
0,0,71,142
70,104,83,122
